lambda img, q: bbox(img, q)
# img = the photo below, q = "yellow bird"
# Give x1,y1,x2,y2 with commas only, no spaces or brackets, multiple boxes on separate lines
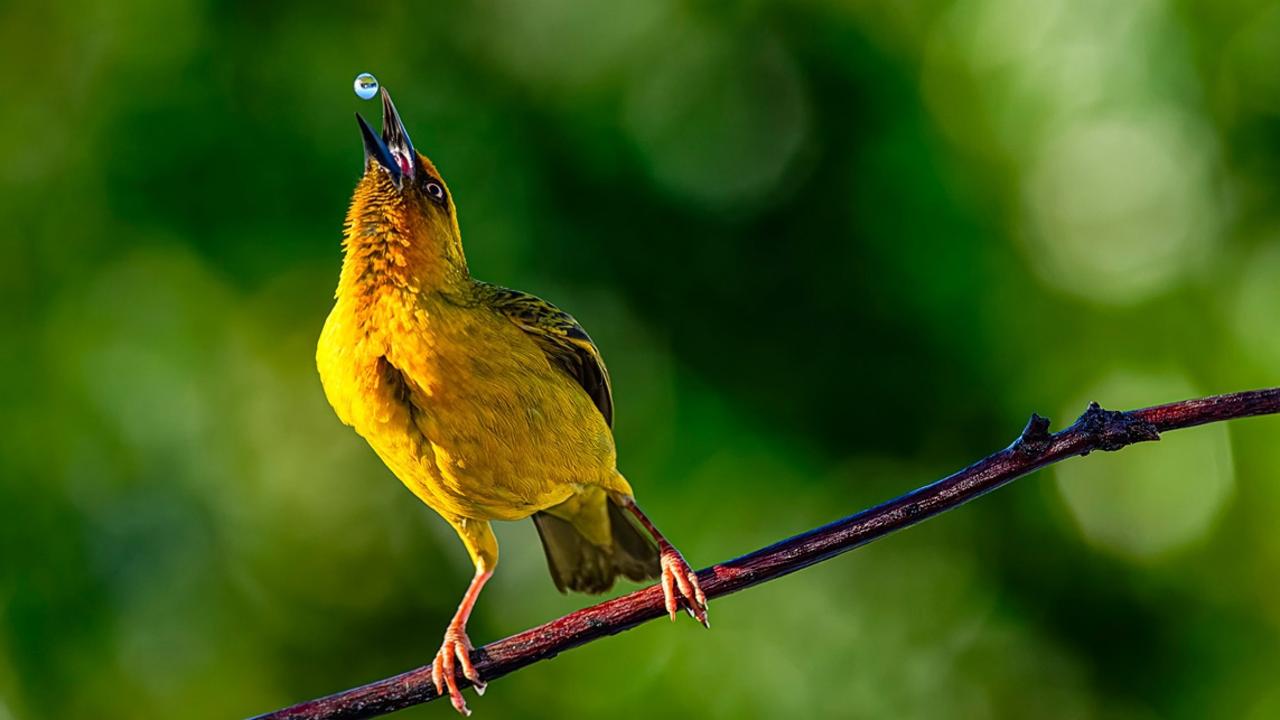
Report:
316,88,708,715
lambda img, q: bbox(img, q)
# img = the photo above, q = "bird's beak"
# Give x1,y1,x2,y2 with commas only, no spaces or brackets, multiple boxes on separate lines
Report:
355,87,416,186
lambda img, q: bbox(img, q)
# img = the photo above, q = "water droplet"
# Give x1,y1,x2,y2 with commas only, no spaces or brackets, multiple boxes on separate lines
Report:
354,73,379,101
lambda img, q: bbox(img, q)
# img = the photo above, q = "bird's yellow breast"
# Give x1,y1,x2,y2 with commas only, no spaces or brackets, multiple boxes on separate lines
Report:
317,286,620,522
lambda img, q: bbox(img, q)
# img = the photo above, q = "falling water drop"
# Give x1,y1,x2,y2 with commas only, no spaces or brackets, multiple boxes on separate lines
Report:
354,73,379,101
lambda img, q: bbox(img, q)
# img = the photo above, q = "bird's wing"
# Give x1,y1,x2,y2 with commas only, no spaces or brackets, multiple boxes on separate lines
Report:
479,284,614,427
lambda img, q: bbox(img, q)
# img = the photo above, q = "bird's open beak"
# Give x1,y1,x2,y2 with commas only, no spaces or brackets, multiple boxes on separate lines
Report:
356,87,416,186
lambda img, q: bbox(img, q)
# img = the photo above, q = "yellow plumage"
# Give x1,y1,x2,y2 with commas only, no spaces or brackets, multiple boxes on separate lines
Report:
316,151,645,569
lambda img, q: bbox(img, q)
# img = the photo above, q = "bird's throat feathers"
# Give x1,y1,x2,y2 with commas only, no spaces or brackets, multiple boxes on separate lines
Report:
337,172,468,304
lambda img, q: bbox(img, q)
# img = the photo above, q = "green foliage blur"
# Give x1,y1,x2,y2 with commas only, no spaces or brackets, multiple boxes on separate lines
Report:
3,1,1280,718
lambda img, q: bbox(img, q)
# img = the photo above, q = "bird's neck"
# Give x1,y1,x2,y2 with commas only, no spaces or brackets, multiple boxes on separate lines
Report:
336,204,471,307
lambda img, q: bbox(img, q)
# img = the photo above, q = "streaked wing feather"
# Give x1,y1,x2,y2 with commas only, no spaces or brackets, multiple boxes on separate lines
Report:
481,284,614,426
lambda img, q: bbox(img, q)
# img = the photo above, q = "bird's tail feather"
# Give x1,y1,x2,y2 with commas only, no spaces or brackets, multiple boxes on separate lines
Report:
533,495,660,594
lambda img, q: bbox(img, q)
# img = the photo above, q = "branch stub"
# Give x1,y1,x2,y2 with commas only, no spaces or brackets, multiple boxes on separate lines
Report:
1077,401,1161,451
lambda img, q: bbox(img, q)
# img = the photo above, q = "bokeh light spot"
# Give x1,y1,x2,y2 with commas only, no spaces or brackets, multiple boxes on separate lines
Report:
476,0,672,93
623,28,809,209
1231,240,1280,366
1056,371,1235,561
1022,112,1221,305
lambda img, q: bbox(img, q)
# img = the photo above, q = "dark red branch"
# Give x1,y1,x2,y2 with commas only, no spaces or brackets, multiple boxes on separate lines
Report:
251,387,1280,720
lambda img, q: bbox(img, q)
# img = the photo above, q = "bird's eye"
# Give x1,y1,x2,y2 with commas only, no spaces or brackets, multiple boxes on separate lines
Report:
424,180,447,206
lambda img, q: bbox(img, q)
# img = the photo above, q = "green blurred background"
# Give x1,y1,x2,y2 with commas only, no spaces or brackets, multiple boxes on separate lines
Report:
3,0,1280,718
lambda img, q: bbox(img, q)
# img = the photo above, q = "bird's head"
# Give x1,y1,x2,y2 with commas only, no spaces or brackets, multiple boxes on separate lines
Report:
346,87,465,284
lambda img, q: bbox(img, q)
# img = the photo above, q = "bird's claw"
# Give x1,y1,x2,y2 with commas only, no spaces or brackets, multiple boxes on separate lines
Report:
431,627,484,716
659,549,709,628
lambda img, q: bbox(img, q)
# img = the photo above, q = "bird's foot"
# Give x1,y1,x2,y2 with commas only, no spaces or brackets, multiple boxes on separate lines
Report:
431,626,485,716
659,547,709,628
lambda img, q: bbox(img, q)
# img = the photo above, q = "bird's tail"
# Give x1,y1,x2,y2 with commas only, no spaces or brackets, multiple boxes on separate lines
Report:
532,490,660,594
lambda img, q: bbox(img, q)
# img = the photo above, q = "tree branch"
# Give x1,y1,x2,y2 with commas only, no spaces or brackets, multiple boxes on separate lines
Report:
251,387,1280,720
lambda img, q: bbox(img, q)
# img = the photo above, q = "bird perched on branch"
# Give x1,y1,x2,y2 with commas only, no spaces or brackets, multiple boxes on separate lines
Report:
316,88,708,715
